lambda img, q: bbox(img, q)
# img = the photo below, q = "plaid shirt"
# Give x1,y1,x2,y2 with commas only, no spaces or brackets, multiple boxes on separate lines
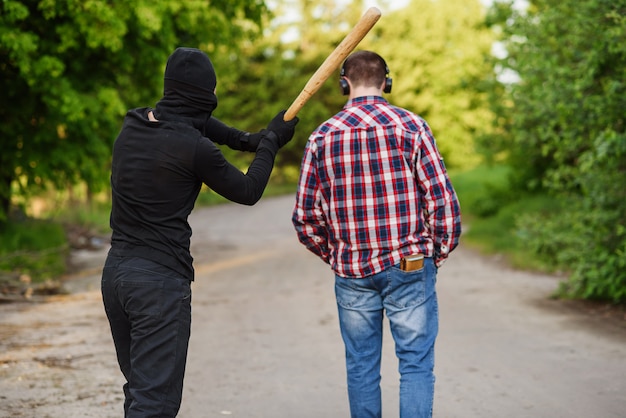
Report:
292,96,461,278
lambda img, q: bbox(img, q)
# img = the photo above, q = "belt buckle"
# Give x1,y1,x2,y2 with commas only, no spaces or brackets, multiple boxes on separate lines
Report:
400,254,424,271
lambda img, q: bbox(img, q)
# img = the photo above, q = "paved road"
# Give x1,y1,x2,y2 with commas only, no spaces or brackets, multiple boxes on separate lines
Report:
1,194,625,417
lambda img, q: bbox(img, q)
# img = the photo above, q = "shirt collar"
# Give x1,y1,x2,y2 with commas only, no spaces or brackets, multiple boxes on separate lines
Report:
344,95,388,110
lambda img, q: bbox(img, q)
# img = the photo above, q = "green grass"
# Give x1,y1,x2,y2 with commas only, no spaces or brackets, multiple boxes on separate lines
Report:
1,199,112,282
450,164,511,206
450,164,562,272
0,218,68,281
53,200,112,235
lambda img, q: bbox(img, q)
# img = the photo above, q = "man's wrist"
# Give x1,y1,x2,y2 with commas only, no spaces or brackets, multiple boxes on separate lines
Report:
256,130,279,154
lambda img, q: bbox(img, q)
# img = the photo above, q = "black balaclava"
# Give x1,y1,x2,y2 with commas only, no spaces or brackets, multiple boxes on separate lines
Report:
154,47,218,132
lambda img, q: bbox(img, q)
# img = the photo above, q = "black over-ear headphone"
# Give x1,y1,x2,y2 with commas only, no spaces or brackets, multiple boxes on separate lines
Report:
339,56,393,96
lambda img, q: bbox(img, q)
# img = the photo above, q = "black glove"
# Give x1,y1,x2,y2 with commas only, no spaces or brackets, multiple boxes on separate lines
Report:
266,110,299,149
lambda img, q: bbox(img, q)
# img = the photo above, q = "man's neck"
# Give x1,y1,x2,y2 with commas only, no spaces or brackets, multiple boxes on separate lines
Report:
349,86,383,100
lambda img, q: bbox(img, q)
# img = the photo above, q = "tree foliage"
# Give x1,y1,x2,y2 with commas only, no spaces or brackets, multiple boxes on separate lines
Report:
488,0,626,302
213,0,374,175
215,0,496,173
1,0,496,218
362,0,497,169
0,0,268,223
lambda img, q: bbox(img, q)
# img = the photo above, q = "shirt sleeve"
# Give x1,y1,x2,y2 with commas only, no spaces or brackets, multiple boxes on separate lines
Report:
203,117,253,151
415,121,462,266
292,140,330,263
194,136,278,206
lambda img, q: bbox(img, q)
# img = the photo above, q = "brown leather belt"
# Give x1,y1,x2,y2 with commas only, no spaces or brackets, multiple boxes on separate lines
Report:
400,254,424,271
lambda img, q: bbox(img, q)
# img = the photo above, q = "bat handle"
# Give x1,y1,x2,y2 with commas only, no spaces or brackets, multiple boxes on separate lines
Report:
284,94,307,121
283,7,382,121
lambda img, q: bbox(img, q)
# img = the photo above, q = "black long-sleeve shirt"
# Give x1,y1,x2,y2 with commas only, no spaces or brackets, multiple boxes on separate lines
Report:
109,107,278,279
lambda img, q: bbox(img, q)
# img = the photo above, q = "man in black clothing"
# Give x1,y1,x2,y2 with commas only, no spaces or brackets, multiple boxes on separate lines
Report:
101,47,299,417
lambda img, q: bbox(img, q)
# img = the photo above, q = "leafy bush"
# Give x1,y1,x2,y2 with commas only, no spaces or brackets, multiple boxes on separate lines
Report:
485,0,626,303
516,131,626,303
517,202,626,303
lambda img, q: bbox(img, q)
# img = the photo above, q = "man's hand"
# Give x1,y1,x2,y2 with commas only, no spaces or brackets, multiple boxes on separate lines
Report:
266,110,299,148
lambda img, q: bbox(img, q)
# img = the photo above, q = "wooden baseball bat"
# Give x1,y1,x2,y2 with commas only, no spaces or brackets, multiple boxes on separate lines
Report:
283,7,382,121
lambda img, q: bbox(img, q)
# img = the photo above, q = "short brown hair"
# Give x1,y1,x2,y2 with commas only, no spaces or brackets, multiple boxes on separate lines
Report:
341,50,388,89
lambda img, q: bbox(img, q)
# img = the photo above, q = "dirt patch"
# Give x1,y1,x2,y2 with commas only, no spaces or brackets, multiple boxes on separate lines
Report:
532,296,626,343
0,290,122,418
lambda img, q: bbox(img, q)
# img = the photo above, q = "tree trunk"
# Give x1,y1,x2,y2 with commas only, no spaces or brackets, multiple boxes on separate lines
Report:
0,173,11,226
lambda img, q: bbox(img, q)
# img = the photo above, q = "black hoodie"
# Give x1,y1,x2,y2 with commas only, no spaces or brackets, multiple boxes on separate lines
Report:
108,49,279,279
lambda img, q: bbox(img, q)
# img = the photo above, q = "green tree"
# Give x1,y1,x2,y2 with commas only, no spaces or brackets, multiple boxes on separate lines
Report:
488,0,626,193
213,0,372,173
362,0,497,169
215,0,494,173
487,0,626,302
0,0,268,224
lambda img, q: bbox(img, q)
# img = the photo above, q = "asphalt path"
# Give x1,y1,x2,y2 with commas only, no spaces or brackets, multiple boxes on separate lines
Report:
1,194,625,417
180,195,626,417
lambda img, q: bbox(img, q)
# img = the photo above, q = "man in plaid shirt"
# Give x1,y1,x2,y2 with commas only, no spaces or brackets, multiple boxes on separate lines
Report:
292,50,461,418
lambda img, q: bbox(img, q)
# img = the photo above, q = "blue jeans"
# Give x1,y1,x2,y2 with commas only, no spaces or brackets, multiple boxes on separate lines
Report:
101,254,192,418
335,258,438,418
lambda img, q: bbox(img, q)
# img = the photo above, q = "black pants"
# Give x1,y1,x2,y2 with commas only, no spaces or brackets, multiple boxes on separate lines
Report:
102,254,192,417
